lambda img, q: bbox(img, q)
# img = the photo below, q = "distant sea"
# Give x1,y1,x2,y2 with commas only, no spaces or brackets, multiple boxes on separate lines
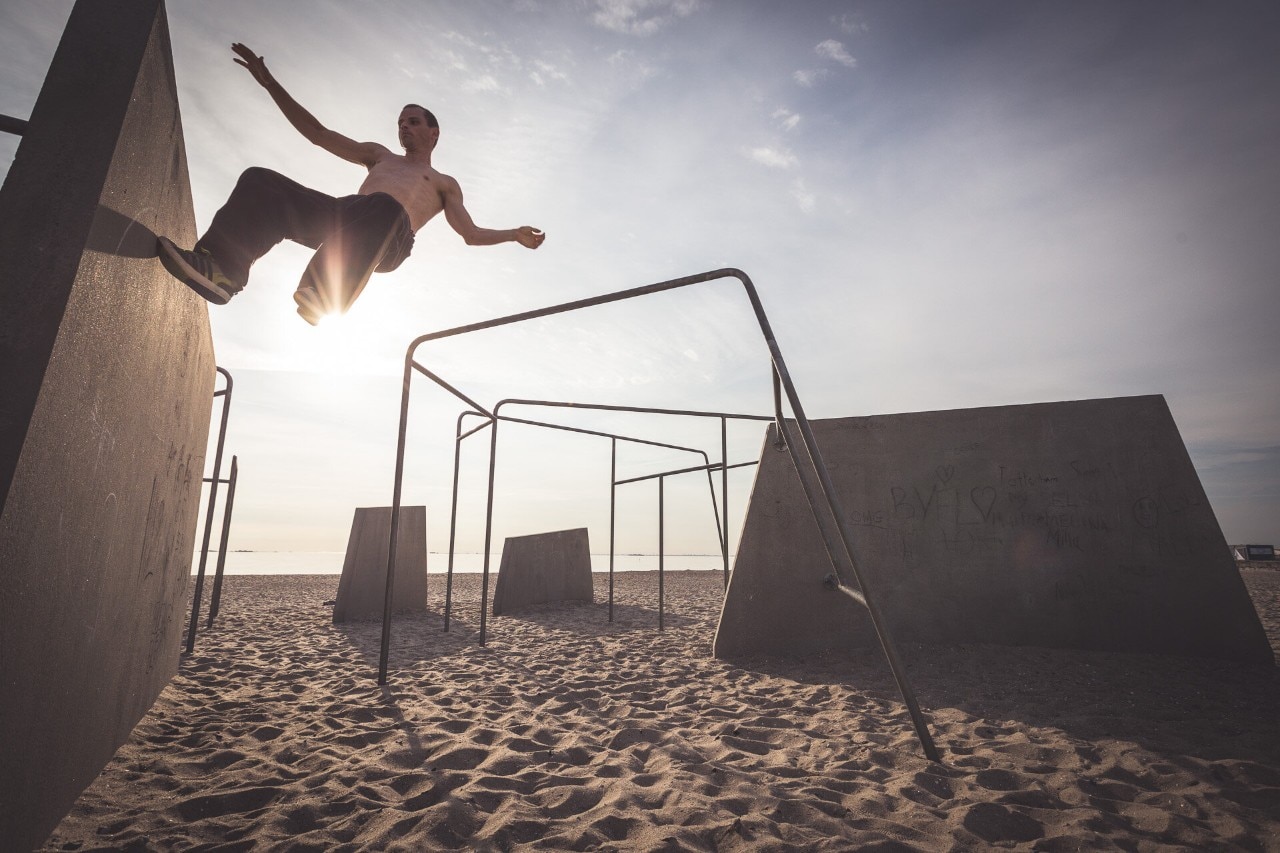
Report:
190,551,733,576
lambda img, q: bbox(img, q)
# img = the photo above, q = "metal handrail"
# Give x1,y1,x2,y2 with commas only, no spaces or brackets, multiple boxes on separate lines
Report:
375,267,941,762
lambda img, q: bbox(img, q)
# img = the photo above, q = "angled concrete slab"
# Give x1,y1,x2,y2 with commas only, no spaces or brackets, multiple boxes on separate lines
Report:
714,395,1272,665
334,506,428,622
0,2,216,849
493,528,594,616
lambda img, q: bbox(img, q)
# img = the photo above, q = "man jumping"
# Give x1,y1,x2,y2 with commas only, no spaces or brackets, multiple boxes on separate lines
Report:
157,43,545,325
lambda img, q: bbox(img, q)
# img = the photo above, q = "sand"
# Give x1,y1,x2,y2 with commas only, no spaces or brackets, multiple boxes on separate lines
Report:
42,568,1280,851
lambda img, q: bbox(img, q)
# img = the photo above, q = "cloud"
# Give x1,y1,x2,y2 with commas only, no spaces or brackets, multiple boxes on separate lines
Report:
815,39,856,68
744,146,797,169
833,13,869,35
462,74,503,93
531,59,570,87
790,178,816,213
793,68,830,87
772,107,801,131
592,0,700,36
607,49,660,86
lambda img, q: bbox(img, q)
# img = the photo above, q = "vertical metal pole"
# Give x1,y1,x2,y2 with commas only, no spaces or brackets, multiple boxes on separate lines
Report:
721,417,729,586
207,455,238,626
186,367,231,654
377,358,415,685
444,419,467,633
609,438,617,623
479,419,500,646
658,475,665,632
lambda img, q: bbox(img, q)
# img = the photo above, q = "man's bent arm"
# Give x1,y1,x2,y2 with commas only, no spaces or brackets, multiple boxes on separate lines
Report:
232,43,385,167
442,177,545,249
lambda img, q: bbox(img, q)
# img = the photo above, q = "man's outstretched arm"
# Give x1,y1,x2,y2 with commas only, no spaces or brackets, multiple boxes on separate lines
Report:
442,176,545,249
231,43,387,168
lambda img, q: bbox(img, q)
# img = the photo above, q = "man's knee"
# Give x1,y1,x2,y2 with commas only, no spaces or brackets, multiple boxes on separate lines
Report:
235,166,285,192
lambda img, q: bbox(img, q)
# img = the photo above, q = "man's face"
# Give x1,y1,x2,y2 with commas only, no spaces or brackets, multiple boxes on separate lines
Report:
398,107,438,152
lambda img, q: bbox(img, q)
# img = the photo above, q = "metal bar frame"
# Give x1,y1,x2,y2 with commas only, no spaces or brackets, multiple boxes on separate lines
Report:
375,267,940,762
491,400,771,592
185,366,232,653
444,400,767,640
445,406,724,638
462,405,761,640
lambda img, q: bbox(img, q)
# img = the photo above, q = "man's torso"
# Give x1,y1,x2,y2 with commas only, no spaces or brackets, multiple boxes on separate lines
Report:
357,153,446,232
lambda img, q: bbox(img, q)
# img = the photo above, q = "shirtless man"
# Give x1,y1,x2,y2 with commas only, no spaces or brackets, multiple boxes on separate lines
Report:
157,43,544,325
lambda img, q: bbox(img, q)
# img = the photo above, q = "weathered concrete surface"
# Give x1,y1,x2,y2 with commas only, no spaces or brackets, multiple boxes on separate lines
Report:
493,528,594,616
714,396,1273,665
334,506,428,622
0,2,215,849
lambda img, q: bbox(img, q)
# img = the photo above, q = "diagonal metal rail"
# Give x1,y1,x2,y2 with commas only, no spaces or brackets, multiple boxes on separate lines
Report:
376,267,941,762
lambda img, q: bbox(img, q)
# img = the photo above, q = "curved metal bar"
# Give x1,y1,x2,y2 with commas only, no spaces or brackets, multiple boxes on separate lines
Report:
376,267,941,760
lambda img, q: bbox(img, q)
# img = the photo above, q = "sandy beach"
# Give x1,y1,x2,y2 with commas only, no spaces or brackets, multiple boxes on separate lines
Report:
42,568,1280,851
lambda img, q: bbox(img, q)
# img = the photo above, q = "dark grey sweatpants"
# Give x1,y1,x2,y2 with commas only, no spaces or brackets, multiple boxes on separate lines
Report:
196,167,414,311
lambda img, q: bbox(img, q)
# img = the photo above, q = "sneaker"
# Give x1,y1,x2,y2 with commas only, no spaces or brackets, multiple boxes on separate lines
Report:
293,287,325,326
156,236,237,305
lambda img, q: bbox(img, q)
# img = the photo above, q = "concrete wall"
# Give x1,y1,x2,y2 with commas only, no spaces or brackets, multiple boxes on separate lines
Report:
334,507,428,622
714,396,1273,665
493,528,594,616
0,2,216,849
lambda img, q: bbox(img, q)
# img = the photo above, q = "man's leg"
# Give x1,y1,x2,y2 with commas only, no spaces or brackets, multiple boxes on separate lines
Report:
197,167,339,290
295,192,413,322
158,167,338,303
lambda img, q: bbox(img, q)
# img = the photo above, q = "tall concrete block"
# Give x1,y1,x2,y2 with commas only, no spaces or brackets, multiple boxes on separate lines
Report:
0,2,215,849
334,507,428,622
714,396,1273,665
493,528,594,616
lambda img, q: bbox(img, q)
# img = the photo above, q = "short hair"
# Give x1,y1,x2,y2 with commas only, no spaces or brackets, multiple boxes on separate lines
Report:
403,103,439,130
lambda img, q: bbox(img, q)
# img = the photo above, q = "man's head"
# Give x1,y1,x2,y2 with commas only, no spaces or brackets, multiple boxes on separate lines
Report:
398,104,439,153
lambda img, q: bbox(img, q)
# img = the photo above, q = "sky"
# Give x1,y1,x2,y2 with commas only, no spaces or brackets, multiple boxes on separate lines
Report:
2,0,1278,559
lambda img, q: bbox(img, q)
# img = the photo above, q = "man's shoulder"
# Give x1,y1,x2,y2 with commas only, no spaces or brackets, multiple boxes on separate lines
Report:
361,141,396,163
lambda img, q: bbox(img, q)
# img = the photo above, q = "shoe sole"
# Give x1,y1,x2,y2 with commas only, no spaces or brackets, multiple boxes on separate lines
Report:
293,288,325,326
156,236,231,305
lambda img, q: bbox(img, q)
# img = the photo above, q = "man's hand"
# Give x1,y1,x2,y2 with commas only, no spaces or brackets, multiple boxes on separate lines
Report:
514,226,546,249
232,43,274,89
